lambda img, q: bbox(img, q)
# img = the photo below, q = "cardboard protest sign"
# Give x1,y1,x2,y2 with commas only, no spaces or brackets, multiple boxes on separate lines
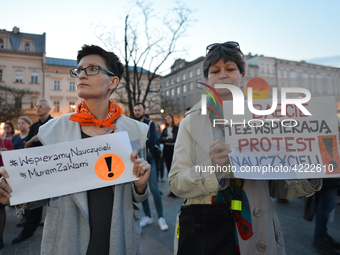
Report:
223,96,340,179
2,131,138,205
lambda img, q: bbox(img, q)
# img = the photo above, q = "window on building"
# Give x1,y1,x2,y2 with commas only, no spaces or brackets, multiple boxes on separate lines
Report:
196,68,201,76
15,97,22,110
183,84,187,93
53,80,61,90
166,90,169,96
0,39,3,49
25,43,30,52
54,101,60,112
183,73,186,81
189,71,193,78
190,82,193,90
69,81,76,91
15,71,23,83
31,72,38,83
177,86,180,94
0,70,3,82
176,76,180,83
166,80,169,86
171,88,174,96
171,79,174,85
69,102,76,112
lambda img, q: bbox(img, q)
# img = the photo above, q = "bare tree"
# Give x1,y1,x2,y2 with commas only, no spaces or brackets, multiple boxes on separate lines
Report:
0,85,38,122
96,1,194,117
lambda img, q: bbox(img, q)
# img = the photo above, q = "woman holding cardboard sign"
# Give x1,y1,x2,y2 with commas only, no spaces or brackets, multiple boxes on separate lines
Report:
168,41,322,255
0,45,150,255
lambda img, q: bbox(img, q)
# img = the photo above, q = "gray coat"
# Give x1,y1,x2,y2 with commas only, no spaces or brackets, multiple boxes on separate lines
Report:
29,113,149,255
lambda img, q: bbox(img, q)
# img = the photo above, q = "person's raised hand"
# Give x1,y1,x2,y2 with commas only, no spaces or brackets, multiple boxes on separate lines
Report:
130,150,150,194
209,140,232,167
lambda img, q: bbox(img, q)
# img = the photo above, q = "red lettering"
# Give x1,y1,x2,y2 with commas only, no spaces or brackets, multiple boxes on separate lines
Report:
296,137,307,152
260,137,271,152
250,138,260,152
238,139,249,152
285,137,295,152
271,137,283,151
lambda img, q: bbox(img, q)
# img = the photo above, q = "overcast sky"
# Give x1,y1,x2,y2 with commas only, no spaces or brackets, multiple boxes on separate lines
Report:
1,0,339,74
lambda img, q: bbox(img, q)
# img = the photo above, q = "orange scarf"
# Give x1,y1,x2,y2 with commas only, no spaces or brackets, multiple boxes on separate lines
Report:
69,100,122,129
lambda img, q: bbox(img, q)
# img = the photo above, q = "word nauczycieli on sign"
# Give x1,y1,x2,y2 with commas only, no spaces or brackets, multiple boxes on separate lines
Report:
2,132,137,205
222,96,340,179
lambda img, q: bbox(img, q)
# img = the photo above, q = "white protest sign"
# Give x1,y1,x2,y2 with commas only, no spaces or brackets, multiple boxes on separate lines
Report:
2,131,138,205
223,96,340,179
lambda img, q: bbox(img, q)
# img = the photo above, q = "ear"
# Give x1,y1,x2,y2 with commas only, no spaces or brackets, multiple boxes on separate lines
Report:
241,72,246,84
109,76,119,90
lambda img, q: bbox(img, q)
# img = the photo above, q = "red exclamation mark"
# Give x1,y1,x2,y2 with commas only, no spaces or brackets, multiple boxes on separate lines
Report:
105,156,114,178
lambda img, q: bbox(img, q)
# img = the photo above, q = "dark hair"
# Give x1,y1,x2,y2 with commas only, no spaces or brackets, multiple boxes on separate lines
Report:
165,113,175,127
77,45,124,81
203,45,246,79
134,102,146,110
144,114,149,119
5,122,15,135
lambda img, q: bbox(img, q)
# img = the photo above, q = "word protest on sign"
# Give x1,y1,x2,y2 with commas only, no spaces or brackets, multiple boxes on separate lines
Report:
2,131,137,205
222,96,340,179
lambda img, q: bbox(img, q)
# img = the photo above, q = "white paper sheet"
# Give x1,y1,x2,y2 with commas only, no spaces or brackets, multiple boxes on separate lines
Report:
223,96,340,179
2,131,138,205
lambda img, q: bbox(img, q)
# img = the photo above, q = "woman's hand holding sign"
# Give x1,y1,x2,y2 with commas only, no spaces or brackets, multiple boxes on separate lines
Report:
0,167,11,205
209,140,232,167
130,150,150,195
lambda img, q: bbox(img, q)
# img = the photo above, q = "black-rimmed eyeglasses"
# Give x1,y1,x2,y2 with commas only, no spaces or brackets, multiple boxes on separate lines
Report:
206,41,243,56
70,66,115,78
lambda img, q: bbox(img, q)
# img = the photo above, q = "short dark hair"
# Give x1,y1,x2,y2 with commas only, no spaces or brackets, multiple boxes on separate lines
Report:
77,45,124,81
203,45,246,79
134,102,146,110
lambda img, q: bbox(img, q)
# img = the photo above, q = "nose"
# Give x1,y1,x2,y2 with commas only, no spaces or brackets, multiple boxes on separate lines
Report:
219,70,228,78
78,69,88,79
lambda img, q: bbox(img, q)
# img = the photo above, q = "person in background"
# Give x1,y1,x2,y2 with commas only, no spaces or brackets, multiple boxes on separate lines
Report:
11,99,53,244
159,114,178,198
155,124,165,182
134,102,169,231
312,178,340,255
2,122,15,140
11,116,32,150
11,116,32,227
0,136,14,249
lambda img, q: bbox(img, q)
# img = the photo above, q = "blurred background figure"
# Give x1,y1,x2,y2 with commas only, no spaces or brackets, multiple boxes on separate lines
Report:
11,116,32,150
2,122,15,140
312,178,340,255
159,114,178,198
155,124,165,183
0,136,14,249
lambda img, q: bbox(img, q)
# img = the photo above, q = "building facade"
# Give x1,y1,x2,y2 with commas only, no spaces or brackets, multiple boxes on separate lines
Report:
0,27,45,118
0,27,161,121
161,54,340,116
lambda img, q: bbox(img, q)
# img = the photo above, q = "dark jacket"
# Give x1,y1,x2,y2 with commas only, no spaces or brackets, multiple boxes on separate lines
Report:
159,125,179,144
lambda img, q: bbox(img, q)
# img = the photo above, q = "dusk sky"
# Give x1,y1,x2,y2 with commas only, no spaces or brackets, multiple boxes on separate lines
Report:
2,0,339,74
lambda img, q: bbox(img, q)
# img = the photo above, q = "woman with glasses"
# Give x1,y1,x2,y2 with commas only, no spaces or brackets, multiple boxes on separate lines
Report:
168,42,322,255
0,45,150,255
159,114,178,197
11,116,32,150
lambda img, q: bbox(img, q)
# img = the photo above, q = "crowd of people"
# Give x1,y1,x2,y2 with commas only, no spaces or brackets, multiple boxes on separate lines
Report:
0,43,338,255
